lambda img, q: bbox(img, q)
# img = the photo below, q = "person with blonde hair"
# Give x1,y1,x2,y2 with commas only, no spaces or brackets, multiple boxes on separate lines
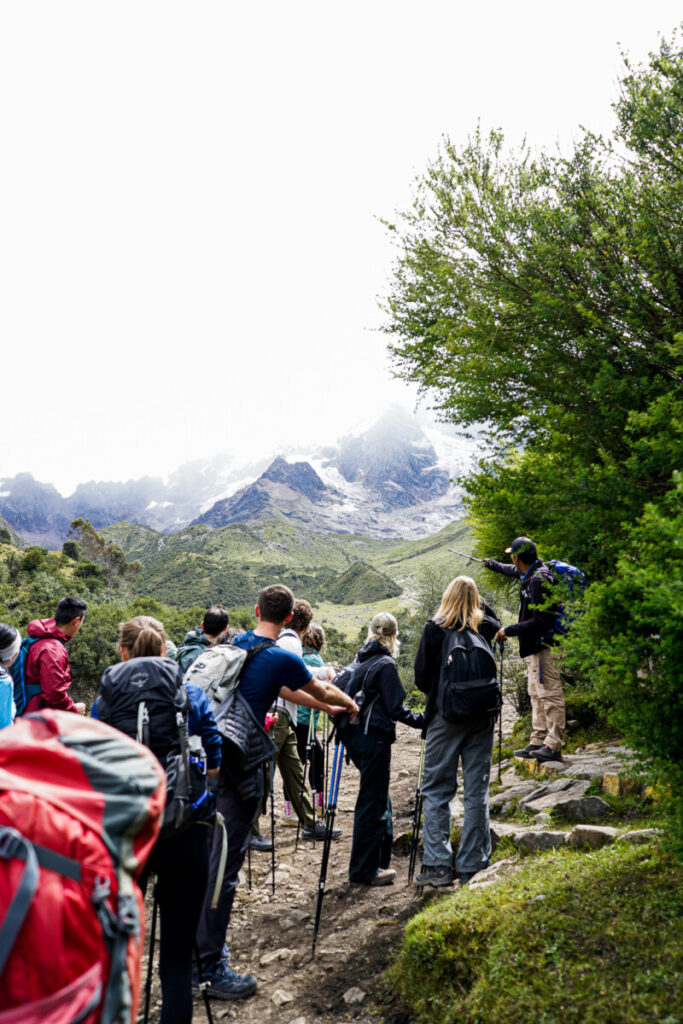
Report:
413,576,501,888
342,611,424,886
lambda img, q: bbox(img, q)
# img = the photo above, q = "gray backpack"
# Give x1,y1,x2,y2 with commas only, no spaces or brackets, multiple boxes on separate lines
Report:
183,640,273,714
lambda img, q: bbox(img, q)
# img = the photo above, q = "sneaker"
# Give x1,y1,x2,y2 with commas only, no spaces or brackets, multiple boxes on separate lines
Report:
201,961,257,1001
513,743,543,758
532,744,562,762
249,833,273,852
302,821,342,841
414,864,454,887
370,867,396,887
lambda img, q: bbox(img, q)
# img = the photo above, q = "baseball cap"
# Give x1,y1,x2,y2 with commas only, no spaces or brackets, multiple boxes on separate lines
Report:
505,536,537,561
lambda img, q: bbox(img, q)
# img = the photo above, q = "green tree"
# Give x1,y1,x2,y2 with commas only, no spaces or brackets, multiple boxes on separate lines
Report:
381,32,683,848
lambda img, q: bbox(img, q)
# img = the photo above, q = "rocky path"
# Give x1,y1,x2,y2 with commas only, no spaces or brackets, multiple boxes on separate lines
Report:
140,700,646,1024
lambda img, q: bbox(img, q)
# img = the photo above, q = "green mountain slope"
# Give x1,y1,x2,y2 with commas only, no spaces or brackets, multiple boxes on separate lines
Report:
101,517,473,610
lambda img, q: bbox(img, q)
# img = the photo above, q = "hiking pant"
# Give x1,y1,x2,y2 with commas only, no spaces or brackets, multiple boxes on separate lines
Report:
271,712,316,826
195,771,259,970
526,647,565,751
139,825,209,1024
421,711,494,876
294,720,325,795
346,728,393,883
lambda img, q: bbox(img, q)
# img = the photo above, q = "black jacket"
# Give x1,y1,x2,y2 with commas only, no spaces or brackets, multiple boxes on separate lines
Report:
351,639,424,740
485,558,558,657
213,689,277,800
414,603,501,725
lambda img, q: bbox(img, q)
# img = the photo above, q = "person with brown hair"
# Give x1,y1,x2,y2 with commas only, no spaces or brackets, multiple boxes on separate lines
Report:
195,584,358,1001
94,614,221,1024
413,577,501,888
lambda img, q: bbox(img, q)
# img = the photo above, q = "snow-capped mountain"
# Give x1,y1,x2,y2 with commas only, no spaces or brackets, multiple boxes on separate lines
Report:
0,407,482,546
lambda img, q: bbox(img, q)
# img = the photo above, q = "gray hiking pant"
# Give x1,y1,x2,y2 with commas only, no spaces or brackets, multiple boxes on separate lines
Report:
421,711,494,875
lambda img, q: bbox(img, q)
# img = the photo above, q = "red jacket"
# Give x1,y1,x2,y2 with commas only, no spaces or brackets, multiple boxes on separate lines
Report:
25,619,78,713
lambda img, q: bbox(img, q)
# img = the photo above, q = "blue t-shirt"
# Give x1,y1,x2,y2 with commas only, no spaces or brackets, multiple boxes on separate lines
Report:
233,631,312,724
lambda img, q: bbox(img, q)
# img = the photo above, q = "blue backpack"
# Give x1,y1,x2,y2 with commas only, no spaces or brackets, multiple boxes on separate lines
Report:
0,668,15,728
546,559,587,635
9,636,64,716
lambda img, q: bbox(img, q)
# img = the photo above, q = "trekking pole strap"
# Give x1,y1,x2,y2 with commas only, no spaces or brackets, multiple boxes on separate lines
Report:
0,827,40,976
211,813,228,910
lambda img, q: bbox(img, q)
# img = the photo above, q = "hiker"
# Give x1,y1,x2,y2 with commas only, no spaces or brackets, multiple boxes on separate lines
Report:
195,584,359,1001
484,536,565,762
298,623,327,812
272,599,337,838
93,615,221,1024
24,596,88,714
177,605,230,673
343,612,424,887
0,624,19,727
413,576,501,887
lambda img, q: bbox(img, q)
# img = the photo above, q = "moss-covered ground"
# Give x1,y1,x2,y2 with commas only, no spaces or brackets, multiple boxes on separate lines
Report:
385,843,683,1024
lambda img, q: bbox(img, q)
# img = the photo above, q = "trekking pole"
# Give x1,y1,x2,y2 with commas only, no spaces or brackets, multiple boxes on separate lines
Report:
448,548,485,564
269,757,276,894
143,880,159,1024
407,734,426,884
247,838,252,890
193,945,215,1024
312,730,344,957
323,713,330,811
496,639,504,784
296,713,316,851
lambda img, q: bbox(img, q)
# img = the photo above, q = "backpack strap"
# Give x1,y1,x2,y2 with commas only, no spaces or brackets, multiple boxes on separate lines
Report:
0,827,40,976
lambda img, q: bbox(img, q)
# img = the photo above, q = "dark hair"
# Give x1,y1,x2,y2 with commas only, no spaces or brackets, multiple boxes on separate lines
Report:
303,623,325,652
55,596,88,626
290,599,314,634
257,584,294,624
202,605,229,636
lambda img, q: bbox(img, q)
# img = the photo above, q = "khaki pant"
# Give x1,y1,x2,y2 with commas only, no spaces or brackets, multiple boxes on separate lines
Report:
253,712,316,832
525,648,565,751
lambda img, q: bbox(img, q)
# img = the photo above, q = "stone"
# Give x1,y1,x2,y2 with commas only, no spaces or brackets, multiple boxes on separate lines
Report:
534,812,552,826
289,1018,308,1024
567,825,619,849
513,830,567,852
521,779,590,814
489,782,539,811
554,795,611,820
271,989,295,1007
343,987,366,1005
259,947,293,966
615,829,662,845
602,774,643,798
469,857,518,887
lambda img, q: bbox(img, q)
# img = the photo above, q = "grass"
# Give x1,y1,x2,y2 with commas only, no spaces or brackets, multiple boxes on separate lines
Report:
386,842,683,1024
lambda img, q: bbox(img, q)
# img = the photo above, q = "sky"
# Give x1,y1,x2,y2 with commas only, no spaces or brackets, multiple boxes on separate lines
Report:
1,2,680,495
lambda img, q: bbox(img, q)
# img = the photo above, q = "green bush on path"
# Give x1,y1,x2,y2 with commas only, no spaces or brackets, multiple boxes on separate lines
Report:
387,843,683,1024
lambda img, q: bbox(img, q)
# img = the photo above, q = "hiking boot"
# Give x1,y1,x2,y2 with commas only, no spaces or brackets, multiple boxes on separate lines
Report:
513,743,542,758
531,744,562,762
458,872,475,885
414,864,454,887
302,821,341,841
201,961,257,1001
249,833,273,852
370,867,396,886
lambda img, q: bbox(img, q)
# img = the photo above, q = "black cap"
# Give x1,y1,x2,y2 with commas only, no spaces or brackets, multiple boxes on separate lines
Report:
505,536,537,562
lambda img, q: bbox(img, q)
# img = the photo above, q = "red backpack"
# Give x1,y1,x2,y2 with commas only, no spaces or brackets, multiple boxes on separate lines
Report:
0,710,166,1024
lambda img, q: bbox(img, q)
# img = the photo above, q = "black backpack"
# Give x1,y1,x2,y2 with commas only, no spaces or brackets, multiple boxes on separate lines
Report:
437,627,500,721
97,657,214,837
331,652,392,736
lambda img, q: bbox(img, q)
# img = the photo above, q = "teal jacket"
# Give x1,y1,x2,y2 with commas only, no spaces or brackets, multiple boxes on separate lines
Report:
297,648,323,727
177,627,212,674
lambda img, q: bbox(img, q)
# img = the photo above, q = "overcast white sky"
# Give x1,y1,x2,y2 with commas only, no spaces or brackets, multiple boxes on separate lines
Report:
1,2,680,495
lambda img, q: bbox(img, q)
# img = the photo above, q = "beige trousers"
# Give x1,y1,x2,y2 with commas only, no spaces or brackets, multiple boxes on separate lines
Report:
525,647,565,751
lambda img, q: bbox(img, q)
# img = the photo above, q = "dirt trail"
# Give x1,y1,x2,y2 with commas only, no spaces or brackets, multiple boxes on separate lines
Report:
142,701,518,1024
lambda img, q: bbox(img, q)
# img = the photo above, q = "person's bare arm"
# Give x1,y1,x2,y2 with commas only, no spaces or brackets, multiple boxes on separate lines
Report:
281,679,358,717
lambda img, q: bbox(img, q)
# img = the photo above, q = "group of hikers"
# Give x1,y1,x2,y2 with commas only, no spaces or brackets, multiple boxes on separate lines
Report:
0,533,567,1024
